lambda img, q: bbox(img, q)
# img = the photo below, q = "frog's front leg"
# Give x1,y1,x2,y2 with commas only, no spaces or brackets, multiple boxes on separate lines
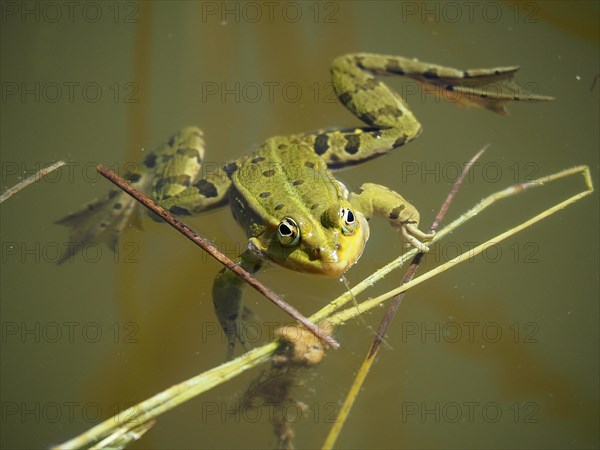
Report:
148,127,237,216
349,183,433,252
212,250,263,359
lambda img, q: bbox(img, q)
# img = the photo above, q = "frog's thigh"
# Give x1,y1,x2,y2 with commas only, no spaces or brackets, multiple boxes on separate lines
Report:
349,183,433,251
297,126,422,169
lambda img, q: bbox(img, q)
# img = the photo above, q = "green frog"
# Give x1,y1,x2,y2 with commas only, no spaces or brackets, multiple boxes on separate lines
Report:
58,53,552,358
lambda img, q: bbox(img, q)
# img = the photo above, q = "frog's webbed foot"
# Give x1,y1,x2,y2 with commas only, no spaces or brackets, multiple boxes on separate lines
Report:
336,53,554,119
412,64,555,115
55,171,148,264
222,316,252,360
401,223,434,253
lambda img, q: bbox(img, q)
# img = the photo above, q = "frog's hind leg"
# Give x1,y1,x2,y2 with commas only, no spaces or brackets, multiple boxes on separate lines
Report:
304,53,553,169
336,53,553,116
56,127,231,262
304,54,425,168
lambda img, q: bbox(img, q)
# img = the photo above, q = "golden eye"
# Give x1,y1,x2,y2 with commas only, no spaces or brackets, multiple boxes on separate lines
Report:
340,207,356,235
277,217,300,247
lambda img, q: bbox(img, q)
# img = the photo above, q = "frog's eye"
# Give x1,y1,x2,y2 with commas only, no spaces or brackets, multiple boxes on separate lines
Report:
278,217,300,247
340,207,356,235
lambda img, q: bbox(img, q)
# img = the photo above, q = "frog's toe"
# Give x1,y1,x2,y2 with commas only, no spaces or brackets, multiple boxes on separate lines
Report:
401,223,434,253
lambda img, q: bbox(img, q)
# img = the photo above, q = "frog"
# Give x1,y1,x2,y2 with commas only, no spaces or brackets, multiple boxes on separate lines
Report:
57,53,552,358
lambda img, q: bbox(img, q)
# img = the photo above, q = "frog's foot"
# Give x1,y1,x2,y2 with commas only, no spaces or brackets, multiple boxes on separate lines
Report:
349,182,433,252
401,222,434,253
223,305,258,359
223,318,251,361
55,171,148,264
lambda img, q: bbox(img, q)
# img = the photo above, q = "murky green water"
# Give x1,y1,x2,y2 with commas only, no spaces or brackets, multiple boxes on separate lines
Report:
1,1,598,449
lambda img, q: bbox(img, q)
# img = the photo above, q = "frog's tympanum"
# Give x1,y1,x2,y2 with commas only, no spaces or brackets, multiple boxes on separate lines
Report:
58,54,552,358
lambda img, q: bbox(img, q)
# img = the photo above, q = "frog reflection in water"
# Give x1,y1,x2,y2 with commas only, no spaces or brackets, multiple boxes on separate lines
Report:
58,53,552,358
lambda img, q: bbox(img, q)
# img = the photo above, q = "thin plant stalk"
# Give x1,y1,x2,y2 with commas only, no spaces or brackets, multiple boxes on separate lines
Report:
0,161,65,204
53,164,592,449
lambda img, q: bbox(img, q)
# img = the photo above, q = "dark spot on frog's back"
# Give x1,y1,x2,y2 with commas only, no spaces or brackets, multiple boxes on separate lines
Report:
393,135,408,148
423,70,439,79
292,180,304,186
358,112,378,124
195,179,218,198
304,161,315,169
274,203,285,211
388,205,405,220
314,134,329,155
113,202,122,210
353,55,366,67
386,59,404,75
223,162,238,178
259,192,271,198
339,92,353,106
344,134,361,154
251,156,265,164
170,206,191,216
144,152,157,168
262,169,275,177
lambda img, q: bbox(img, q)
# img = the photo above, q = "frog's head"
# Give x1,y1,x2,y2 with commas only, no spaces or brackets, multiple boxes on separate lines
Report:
249,203,370,276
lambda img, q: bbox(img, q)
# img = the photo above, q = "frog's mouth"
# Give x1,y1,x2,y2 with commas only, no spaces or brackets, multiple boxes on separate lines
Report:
308,244,361,276
248,237,365,276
